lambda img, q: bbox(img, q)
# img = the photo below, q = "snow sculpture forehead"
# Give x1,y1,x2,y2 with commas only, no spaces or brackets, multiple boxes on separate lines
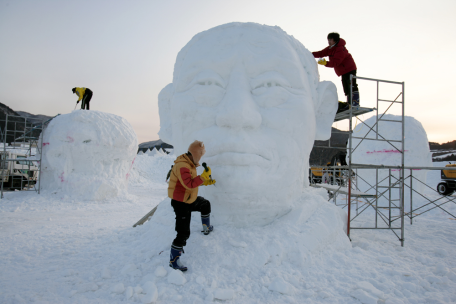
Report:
172,22,320,107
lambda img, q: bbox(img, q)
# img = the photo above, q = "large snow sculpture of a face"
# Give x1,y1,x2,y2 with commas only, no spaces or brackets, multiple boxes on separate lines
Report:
41,111,138,201
159,23,337,225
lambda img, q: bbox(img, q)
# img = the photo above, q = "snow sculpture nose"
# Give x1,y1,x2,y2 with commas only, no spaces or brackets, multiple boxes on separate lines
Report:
216,64,262,130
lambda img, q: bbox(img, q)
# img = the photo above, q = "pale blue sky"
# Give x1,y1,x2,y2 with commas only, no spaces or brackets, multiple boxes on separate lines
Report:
1,0,455,144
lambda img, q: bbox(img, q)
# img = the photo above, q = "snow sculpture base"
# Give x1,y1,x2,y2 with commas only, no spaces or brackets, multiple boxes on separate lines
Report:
41,110,138,201
146,186,350,281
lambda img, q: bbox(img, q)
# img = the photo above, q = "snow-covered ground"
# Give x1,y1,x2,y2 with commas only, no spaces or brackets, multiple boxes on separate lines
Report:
432,150,456,161
1,156,455,304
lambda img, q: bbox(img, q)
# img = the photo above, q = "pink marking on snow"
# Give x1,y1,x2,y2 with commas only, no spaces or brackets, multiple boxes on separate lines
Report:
42,142,50,146
58,172,65,182
366,149,408,154
66,136,74,143
126,157,136,180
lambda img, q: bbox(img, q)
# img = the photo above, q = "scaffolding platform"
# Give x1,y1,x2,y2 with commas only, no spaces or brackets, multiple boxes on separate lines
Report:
334,107,375,122
311,183,377,198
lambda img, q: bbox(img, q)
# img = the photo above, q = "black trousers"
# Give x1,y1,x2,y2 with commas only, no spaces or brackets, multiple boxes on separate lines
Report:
81,89,93,110
341,70,359,101
171,196,211,248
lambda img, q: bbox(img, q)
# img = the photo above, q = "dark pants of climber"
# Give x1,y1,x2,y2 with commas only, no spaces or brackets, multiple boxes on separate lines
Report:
171,196,211,248
341,70,358,103
81,89,93,110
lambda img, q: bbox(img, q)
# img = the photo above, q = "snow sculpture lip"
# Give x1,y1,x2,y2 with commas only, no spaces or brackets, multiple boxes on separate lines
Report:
205,152,269,166
204,142,271,166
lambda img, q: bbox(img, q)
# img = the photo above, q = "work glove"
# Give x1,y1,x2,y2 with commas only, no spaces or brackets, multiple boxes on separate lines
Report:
203,179,216,186
77,101,80,104
201,166,212,181
318,58,327,66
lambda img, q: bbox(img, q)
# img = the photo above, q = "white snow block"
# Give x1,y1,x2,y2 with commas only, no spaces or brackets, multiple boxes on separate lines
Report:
268,277,295,295
356,281,383,298
214,288,234,300
154,266,167,277
350,288,378,304
125,286,133,299
141,281,158,303
40,110,138,201
111,283,125,294
167,269,187,285
350,115,432,209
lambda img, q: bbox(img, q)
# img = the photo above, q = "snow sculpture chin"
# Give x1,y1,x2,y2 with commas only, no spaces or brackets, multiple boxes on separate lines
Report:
41,111,138,201
158,23,338,226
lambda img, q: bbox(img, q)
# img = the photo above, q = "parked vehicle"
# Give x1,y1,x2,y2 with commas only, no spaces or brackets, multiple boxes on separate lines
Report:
437,163,456,195
0,151,39,189
309,151,349,186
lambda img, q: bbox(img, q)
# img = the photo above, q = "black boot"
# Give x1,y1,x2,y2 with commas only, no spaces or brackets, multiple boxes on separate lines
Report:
169,245,187,271
201,214,214,235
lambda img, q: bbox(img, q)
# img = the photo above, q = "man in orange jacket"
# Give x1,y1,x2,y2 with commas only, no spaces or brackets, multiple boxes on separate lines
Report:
167,140,216,271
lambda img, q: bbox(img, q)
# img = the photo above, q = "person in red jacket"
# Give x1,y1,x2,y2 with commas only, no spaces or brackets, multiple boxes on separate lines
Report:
312,33,359,110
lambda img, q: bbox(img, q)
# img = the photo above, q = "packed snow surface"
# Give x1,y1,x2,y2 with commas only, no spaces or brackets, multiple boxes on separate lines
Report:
1,155,455,303
158,22,338,226
350,115,433,208
40,110,138,201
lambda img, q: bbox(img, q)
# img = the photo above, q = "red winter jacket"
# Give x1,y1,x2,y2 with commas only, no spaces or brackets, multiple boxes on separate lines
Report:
312,39,357,76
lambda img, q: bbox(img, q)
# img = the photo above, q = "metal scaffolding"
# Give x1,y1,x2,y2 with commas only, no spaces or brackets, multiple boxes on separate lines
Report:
311,75,407,246
0,114,45,198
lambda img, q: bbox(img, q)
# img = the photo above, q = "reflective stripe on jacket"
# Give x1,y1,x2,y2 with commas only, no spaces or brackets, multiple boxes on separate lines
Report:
168,154,204,204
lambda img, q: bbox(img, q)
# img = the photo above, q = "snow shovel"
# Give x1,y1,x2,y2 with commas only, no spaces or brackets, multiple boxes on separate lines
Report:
133,205,158,227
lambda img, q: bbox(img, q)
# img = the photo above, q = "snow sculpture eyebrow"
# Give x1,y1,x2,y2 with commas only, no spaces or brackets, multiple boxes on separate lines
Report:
250,71,291,90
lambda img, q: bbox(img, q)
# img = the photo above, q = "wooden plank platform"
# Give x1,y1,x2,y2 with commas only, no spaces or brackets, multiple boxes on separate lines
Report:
311,183,377,198
334,107,375,122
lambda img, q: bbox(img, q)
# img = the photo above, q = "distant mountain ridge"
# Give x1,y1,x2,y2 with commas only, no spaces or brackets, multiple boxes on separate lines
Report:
16,111,53,125
0,102,33,143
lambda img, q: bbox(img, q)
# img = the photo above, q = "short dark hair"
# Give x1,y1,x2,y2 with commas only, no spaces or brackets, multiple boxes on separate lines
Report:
327,32,340,43
72,87,76,93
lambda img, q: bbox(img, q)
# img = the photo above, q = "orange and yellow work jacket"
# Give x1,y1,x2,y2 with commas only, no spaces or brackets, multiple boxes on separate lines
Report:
168,154,204,204
74,87,87,102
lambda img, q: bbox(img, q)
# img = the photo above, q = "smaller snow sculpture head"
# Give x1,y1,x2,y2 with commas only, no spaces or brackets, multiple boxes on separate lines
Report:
159,23,337,225
41,111,138,201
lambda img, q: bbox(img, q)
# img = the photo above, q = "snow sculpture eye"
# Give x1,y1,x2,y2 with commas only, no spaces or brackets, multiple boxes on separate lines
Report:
197,80,223,88
250,72,292,108
252,82,290,108
186,72,226,107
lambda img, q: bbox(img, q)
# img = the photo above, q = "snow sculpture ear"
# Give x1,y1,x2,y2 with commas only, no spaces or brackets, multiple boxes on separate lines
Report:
158,83,174,143
315,81,338,140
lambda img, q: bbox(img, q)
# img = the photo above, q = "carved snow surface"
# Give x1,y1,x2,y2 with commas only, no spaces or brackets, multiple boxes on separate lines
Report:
158,22,339,226
40,110,138,201
351,115,433,209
